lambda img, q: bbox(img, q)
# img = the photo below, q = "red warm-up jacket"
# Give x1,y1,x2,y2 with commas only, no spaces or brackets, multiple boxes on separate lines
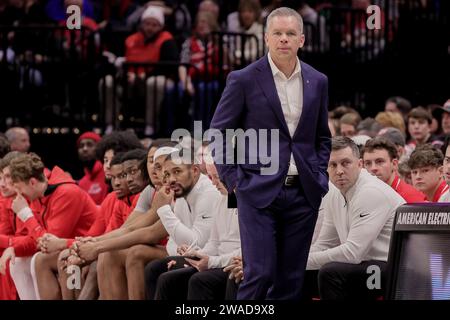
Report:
65,192,118,248
0,197,28,250
13,167,98,257
105,193,140,232
0,196,29,300
78,160,109,205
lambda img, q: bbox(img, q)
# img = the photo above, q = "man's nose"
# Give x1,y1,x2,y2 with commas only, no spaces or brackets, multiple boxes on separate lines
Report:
168,174,179,184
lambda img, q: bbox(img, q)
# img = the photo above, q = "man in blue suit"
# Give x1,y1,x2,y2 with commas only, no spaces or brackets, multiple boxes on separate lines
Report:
210,7,331,300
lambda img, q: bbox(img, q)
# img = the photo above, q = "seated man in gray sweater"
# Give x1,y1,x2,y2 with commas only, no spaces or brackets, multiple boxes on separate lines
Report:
304,137,405,300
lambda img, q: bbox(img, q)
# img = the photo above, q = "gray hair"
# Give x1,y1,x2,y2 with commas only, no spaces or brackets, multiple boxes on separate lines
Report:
5,127,27,143
265,7,303,34
332,136,361,158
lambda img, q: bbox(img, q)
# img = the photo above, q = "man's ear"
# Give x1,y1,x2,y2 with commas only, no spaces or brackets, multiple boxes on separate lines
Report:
358,158,363,169
438,165,444,175
299,33,305,49
392,158,399,169
29,177,37,187
192,164,200,175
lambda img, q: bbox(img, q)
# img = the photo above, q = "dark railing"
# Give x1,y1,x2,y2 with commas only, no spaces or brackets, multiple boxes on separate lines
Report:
98,61,223,135
0,0,448,131
299,0,449,116
210,31,264,108
0,25,101,130
211,31,264,70
0,24,100,64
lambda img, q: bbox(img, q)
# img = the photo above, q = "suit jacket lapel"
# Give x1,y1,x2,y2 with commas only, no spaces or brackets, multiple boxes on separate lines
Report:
293,61,311,139
255,56,290,135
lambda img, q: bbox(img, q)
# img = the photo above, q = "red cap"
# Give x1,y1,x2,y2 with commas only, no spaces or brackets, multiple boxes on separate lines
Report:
77,131,101,147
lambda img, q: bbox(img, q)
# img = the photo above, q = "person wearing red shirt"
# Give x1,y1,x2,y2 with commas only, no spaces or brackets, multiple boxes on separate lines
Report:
75,146,171,299
406,107,444,151
58,0,99,58
124,6,179,136
14,133,142,300
2,152,98,300
0,196,18,301
77,131,109,205
102,5,179,134
408,144,449,202
0,151,28,300
45,130,145,254
105,191,140,233
47,148,149,300
37,152,133,300
362,137,427,203
94,130,144,187
104,148,149,233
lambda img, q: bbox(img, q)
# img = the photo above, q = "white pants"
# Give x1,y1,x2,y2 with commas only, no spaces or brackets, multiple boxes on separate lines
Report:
9,252,41,300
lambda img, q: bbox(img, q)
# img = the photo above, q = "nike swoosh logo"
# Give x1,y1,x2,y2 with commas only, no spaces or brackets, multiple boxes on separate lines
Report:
360,213,370,218
201,215,212,219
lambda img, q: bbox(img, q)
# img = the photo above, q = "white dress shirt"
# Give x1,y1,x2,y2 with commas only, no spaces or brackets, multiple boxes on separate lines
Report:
157,174,222,256
267,52,303,175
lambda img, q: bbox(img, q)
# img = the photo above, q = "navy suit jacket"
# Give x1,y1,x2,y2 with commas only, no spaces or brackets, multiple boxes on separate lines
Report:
210,55,331,210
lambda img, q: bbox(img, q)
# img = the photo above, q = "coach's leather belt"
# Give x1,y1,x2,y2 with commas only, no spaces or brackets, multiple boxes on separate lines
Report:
284,175,300,187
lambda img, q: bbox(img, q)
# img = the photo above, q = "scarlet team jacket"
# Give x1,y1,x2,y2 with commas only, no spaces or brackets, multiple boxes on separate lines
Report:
78,160,109,205
65,192,137,247
13,166,98,257
0,196,26,300
0,196,29,253
105,192,140,232
390,175,427,203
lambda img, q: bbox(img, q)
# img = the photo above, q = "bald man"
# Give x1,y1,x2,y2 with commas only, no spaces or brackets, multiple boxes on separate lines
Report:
5,127,30,153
